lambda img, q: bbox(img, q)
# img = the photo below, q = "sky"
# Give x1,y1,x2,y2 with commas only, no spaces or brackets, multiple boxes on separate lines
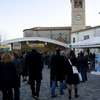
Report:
0,0,100,41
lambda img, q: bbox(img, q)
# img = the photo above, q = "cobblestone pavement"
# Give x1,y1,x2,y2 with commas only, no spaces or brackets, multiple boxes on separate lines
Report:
0,66,100,100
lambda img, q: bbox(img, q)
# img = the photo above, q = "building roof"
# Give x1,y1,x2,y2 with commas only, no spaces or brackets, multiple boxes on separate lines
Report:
23,26,71,32
72,25,100,33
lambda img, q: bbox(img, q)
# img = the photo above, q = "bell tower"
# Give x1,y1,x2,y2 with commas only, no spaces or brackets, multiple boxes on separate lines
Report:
71,0,85,32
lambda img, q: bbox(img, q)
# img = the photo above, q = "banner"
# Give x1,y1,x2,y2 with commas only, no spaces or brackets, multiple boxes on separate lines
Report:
95,53,100,72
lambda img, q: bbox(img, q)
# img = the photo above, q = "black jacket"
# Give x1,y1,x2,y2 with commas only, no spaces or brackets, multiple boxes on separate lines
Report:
25,50,43,80
50,54,67,81
0,62,18,88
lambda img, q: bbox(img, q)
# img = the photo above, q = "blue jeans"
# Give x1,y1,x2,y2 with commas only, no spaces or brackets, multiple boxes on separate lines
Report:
51,80,64,96
59,81,64,95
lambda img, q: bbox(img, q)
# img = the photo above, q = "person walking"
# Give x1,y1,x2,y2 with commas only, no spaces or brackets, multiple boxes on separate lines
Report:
77,52,88,82
0,52,18,100
25,49,43,100
50,49,66,97
12,52,23,100
67,50,80,100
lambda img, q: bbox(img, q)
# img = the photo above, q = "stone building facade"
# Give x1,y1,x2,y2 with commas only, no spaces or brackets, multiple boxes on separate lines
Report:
23,27,71,44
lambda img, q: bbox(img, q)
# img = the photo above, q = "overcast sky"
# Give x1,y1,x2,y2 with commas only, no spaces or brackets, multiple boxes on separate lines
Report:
0,0,100,40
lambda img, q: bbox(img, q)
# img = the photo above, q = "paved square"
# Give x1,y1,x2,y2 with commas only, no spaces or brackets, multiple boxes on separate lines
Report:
0,66,100,100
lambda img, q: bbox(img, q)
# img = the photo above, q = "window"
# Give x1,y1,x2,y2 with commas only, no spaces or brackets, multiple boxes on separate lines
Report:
74,0,82,8
84,35,89,40
73,37,75,43
59,33,62,37
79,1,82,8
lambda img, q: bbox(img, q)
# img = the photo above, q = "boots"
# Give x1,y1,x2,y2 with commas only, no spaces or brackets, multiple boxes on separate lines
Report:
74,88,79,98
68,89,71,100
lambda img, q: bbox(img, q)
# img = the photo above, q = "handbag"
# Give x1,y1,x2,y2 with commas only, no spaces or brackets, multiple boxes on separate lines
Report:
68,59,82,82
72,66,79,74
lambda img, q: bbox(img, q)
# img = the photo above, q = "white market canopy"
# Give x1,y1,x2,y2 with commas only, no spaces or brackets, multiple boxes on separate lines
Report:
71,37,100,48
0,37,69,48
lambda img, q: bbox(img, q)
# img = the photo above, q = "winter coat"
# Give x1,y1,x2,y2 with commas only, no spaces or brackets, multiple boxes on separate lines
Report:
13,58,23,87
25,50,43,81
0,62,18,89
77,55,88,82
50,54,66,81
66,57,80,84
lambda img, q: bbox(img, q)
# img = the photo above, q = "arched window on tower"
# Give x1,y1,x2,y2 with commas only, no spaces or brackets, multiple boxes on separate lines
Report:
74,0,82,8
79,1,82,8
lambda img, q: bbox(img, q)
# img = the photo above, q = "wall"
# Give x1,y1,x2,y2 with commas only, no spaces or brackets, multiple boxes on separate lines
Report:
71,26,100,44
23,28,71,44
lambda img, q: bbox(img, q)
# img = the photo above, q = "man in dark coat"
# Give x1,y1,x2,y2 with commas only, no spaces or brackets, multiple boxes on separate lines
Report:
77,52,88,82
50,49,66,97
25,49,43,100
12,52,23,100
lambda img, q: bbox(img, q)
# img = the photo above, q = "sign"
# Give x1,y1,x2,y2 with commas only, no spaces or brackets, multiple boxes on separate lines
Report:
13,42,21,50
28,43,45,47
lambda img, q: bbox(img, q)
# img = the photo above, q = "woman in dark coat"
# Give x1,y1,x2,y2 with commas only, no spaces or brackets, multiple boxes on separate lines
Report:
66,50,80,100
0,53,18,100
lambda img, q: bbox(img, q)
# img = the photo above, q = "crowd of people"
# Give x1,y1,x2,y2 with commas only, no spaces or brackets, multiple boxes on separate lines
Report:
0,48,95,100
